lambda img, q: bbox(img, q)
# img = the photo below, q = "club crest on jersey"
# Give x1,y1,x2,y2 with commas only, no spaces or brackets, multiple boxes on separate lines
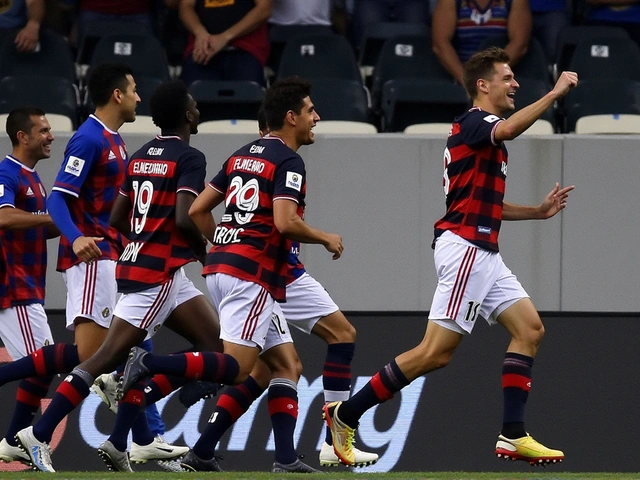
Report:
65,156,85,177
153,324,162,333
39,183,46,197
285,171,302,191
119,146,127,160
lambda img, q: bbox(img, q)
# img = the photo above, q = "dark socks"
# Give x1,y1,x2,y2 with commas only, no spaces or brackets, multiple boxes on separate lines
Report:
4,376,53,445
323,343,355,445
501,352,533,439
268,378,298,465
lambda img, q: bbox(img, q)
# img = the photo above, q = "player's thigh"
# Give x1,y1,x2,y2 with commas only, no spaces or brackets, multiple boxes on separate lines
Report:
262,301,294,356
496,297,544,342
260,341,302,382
63,260,117,330
281,273,339,335
0,304,53,360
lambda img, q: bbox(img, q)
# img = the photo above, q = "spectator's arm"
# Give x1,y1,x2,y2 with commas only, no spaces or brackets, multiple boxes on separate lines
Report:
206,0,271,57
14,0,44,52
179,0,213,63
505,0,532,66
431,0,464,84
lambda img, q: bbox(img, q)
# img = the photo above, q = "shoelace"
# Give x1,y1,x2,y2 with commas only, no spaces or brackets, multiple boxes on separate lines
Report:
37,443,53,467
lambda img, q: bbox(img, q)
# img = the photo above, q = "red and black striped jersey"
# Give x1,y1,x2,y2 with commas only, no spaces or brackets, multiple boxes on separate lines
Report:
202,135,306,302
116,136,206,293
433,107,508,252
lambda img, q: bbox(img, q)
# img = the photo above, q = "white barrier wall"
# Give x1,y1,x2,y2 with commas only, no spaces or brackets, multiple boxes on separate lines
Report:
2,132,637,312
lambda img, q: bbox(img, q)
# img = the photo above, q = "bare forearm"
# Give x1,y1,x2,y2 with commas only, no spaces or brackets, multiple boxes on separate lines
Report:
26,0,45,25
279,216,330,245
179,3,209,37
191,211,216,243
0,209,54,230
220,4,271,43
432,42,464,83
502,201,543,220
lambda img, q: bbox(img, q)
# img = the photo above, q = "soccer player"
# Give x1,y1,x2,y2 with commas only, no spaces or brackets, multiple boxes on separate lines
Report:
13,79,228,473
116,76,344,470
0,108,57,465
178,98,378,472
323,47,577,467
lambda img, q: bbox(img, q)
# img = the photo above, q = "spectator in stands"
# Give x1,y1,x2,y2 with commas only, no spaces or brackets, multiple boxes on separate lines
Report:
349,0,430,52
432,0,531,85
179,0,271,86
269,0,347,34
529,0,570,63
0,0,45,52
586,0,640,47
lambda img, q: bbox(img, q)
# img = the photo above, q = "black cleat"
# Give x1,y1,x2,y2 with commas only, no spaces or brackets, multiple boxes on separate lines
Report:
180,450,223,472
179,381,223,408
116,346,150,400
272,458,321,473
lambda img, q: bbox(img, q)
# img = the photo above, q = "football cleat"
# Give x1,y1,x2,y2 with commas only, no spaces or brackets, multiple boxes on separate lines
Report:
180,449,223,472
272,458,321,473
322,401,356,466
495,433,564,465
130,435,189,463
0,437,30,464
116,346,150,400
98,440,133,472
319,441,378,467
15,427,55,472
91,373,119,414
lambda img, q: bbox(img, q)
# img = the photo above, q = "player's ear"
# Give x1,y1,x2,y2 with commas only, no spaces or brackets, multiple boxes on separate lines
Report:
477,78,489,94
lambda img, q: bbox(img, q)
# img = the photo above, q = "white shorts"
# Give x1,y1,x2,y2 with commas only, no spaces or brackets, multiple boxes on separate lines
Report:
206,273,292,351
114,268,192,338
62,260,117,330
0,304,53,360
428,231,529,335
279,272,339,334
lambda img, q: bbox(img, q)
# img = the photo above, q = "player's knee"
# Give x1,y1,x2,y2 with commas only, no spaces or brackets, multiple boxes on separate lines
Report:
529,322,545,347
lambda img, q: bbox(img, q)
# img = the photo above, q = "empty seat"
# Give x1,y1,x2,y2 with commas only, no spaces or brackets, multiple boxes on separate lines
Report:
267,24,334,74
568,36,640,81
197,119,259,134
76,19,154,65
381,79,469,132
118,115,159,134
371,34,452,111
310,78,371,123
564,79,640,132
188,80,264,123
479,35,550,82
359,21,431,68
575,114,640,134
313,121,377,134
0,30,76,83
0,75,79,130
89,32,170,82
403,123,453,135
277,33,361,83
555,25,629,77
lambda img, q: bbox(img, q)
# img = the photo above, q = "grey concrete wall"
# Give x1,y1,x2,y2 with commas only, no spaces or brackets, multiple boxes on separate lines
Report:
2,132,638,312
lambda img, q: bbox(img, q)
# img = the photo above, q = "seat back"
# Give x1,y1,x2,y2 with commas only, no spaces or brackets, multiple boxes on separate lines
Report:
564,79,640,132
89,33,170,81
267,24,334,73
381,79,469,132
310,79,371,123
575,114,640,134
568,36,640,81
0,30,76,82
371,34,452,111
359,22,431,67
0,75,79,129
479,35,550,81
76,20,154,65
188,80,265,122
197,119,259,134
555,25,629,75
277,34,361,82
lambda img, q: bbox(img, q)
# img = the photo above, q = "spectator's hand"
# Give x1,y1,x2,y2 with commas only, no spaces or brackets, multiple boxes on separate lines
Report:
193,32,213,64
538,182,574,219
204,33,229,63
14,23,39,52
552,71,578,98
323,233,344,260
72,236,103,264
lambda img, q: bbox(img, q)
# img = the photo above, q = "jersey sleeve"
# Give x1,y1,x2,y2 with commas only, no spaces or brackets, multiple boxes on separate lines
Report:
209,159,230,194
176,149,206,196
52,132,103,197
461,111,504,149
0,169,18,208
273,154,305,203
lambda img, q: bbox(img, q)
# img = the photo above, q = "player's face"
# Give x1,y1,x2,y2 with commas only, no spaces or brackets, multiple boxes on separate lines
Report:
487,62,519,115
25,115,54,160
120,74,141,123
186,94,200,135
295,96,320,146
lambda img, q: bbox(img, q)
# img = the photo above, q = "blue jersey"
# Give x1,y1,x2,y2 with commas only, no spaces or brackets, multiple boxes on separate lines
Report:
51,115,127,271
0,156,48,308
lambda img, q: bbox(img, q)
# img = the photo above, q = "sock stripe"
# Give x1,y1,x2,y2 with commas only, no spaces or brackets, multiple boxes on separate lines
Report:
502,373,531,391
268,397,298,418
217,394,245,420
185,352,205,380
16,388,42,407
57,379,85,406
33,349,47,377
370,372,394,402
150,374,174,396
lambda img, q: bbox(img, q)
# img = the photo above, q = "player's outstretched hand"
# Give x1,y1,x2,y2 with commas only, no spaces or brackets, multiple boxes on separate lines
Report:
552,72,578,98
324,233,344,260
538,182,575,219
73,236,104,264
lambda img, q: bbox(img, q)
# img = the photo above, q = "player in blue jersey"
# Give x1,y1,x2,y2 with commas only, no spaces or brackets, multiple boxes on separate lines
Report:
0,108,58,465
11,65,185,472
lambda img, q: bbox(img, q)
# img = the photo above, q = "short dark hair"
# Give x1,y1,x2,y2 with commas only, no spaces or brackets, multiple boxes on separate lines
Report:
6,107,46,146
262,76,312,131
462,47,511,99
88,62,134,107
149,80,191,130
257,104,268,133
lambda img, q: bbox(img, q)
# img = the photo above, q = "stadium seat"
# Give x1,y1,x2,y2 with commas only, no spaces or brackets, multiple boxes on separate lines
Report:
479,35,550,82
188,80,264,123
118,115,159,134
403,123,453,135
575,114,640,134
313,121,377,134
76,19,154,66
371,34,452,113
509,76,556,131
359,22,431,68
520,120,555,135
310,78,372,123
0,30,76,83
277,33,361,83
197,119,259,134
568,36,640,81
267,24,334,75
554,25,630,79
563,79,640,132
381,79,469,132
89,32,171,82
0,75,79,130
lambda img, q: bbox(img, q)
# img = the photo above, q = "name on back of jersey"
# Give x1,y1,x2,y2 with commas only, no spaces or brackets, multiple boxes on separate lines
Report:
131,159,174,176
233,157,265,174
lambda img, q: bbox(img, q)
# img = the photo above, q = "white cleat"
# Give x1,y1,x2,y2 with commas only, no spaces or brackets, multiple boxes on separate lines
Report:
15,426,55,472
91,373,119,414
130,435,189,463
319,441,379,467
0,437,30,464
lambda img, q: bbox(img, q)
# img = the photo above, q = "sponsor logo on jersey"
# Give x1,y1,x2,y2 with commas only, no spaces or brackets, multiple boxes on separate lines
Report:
26,187,34,196
477,226,492,234
249,145,265,154
285,172,302,191
64,156,85,177
108,151,116,160
483,114,501,123
147,147,164,156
